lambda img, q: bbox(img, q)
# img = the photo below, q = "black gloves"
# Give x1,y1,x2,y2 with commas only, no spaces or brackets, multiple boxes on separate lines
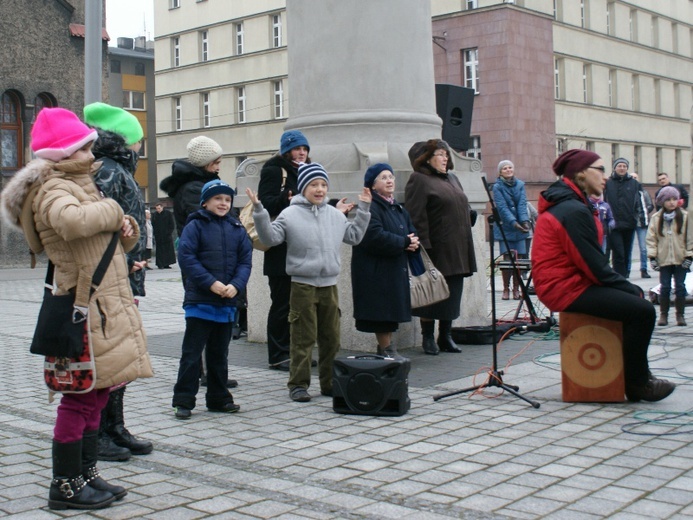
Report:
470,209,478,227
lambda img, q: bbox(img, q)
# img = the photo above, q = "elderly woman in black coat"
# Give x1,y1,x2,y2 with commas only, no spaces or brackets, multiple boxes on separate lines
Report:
404,140,477,355
351,163,419,359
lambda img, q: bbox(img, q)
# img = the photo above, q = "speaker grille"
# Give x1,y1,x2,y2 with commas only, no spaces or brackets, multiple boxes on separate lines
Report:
347,373,385,412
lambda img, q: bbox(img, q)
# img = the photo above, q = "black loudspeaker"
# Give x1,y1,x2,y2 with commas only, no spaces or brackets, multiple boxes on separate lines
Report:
333,355,410,416
435,84,475,152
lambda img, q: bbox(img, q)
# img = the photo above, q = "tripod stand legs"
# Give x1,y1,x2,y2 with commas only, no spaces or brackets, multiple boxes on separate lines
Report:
433,370,540,408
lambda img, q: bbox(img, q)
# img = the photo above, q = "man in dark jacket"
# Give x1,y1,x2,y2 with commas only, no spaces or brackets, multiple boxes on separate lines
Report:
84,102,154,462
655,172,689,210
151,203,176,268
604,157,640,277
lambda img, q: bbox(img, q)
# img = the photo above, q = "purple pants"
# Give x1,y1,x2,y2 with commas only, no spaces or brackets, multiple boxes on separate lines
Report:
53,388,110,443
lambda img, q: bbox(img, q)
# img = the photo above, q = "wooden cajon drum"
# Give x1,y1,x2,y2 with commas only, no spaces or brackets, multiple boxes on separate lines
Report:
559,313,625,402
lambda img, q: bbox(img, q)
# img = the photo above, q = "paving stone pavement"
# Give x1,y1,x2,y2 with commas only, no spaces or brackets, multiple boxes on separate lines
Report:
0,265,691,519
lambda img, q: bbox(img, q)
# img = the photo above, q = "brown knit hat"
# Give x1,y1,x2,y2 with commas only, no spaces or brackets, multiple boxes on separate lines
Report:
552,149,601,180
412,139,454,172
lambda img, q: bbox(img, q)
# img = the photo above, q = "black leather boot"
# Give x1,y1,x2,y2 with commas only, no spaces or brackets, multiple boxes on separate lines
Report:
436,320,462,353
82,431,127,500
421,320,439,355
48,439,115,510
106,387,154,455
97,405,131,462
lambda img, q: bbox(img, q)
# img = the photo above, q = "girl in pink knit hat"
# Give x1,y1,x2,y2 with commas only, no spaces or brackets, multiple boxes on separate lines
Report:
1,107,152,511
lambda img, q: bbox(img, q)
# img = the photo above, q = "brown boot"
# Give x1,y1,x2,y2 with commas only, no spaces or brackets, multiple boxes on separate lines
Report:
501,270,511,300
657,299,669,326
675,297,686,326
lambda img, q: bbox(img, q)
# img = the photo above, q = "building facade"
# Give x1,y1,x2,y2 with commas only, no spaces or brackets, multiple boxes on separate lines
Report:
108,37,158,202
153,0,692,201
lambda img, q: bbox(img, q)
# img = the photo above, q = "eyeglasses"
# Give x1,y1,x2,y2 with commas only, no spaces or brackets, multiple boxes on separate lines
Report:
376,174,395,181
590,165,606,173
432,152,449,158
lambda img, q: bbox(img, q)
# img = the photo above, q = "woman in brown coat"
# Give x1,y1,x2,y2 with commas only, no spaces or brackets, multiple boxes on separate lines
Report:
404,139,477,355
1,108,153,511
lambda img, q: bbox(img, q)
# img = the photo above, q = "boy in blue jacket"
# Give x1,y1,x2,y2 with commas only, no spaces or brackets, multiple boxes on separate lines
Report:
247,163,371,402
173,180,252,419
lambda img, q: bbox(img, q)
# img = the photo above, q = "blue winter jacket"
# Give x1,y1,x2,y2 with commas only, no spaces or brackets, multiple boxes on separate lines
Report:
177,209,252,307
492,177,529,243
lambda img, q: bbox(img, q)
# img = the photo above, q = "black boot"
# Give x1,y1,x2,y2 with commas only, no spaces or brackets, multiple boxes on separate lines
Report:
82,431,127,500
97,404,131,462
675,297,687,326
48,439,116,510
421,320,439,355
436,320,462,353
106,387,154,455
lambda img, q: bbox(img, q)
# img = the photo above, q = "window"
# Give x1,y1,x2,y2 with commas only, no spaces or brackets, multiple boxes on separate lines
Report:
586,141,595,152
235,23,244,55
582,64,591,103
237,87,246,124
123,91,145,110
174,97,182,131
273,81,284,119
607,2,615,36
202,93,211,128
464,136,481,160
655,147,662,172
110,59,121,73
629,9,637,41
553,0,562,21
200,30,208,61
554,58,563,99
608,69,616,107
134,62,145,76
466,0,478,9
654,79,661,115
633,146,641,173
272,15,282,48
170,0,180,8
673,83,680,117
672,23,678,53
462,48,479,94
139,138,147,158
611,143,618,166
1,91,22,170
631,74,639,110
651,16,659,47
173,37,180,67
556,138,565,154
580,0,586,28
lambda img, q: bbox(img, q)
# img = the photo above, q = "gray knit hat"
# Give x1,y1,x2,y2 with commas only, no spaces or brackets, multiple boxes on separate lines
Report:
612,157,629,170
187,136,223,167
297,162,329,195
656,186,680,207
497,160,514,173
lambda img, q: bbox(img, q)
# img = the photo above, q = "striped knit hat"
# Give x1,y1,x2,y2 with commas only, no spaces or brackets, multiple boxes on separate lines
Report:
297,162,329,195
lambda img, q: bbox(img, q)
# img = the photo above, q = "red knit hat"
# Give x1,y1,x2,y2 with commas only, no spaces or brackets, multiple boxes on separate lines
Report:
31,108,98,162
552,149,601,180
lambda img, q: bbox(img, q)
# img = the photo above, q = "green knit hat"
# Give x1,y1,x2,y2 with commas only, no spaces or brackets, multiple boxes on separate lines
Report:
83,102,143,145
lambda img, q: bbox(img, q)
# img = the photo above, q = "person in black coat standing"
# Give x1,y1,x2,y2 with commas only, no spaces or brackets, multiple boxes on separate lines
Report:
351,163,419,359
151,202,177,269
604,157,640,277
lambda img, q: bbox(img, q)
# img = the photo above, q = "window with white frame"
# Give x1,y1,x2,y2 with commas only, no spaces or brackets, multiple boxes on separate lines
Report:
629,9,637,41
631,74,639,110
139,139,147,158
582,64,591,103
653,79,661,115
272,14,282,48
673,83,680,117
237,87,246,123
651,16,659,47
202,93,211,127
608,69,616,107
274,80,284,119
464,136,481,160
463,48,479,94
174,97,182,131
170,0,180,8
235,22,244,55
123,91,145,110
466,0,478,9
554,58,563,99
173,37,180,67
655,147,662,172
671,23,678,53
553,0,562,21
607,2,615,36
580,0,586,28
201,30,208,62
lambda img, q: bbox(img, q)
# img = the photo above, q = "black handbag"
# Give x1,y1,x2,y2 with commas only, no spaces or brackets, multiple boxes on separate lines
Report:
30,234,119,357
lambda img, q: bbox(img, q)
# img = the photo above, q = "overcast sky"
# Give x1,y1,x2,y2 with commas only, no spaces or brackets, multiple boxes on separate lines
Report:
105,0,155,44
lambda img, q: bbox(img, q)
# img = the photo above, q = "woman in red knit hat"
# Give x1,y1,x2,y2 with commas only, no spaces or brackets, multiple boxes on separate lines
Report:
532,149,675,403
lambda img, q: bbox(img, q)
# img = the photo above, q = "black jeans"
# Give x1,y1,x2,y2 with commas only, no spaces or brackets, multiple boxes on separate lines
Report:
565,285,654,386
173,318,233,410
609,229,635,277
267,275,291,365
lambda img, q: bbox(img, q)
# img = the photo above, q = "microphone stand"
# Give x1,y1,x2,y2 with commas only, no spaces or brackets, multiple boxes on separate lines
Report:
433,177,540,408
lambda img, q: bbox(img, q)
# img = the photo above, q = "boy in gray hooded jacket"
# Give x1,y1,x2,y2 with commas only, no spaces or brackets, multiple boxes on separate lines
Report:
247,163,371,402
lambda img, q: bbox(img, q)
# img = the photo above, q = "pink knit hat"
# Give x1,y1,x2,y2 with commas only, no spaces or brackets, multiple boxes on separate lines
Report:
31,107,98,162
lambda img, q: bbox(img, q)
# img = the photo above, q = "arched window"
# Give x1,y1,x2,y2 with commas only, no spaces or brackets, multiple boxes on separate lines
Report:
34,92,56,121
1,91,23,171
